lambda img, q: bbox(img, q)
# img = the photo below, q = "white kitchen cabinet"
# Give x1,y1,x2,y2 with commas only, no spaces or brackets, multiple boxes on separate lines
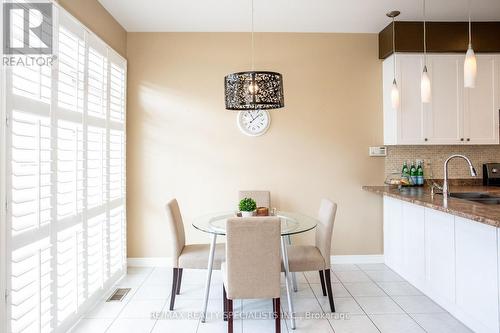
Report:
463,55,500,144
383,53,500,145
426,55,463,144
383,195,500,333
383,55,426,145
424,208,456,304
401,202,426,288
455,216,499,333
383,196,403,271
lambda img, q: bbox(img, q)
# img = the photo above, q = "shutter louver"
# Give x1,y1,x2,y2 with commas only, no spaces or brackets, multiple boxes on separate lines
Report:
10,239,52,333
11,111,52,235
5,6,127,333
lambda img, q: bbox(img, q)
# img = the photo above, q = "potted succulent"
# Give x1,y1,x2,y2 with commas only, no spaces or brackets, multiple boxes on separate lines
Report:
239,197,257,217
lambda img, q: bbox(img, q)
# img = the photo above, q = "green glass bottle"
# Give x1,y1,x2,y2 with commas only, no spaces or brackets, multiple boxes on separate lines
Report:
417,161,424,186
410,162,417,186
401,161,409,178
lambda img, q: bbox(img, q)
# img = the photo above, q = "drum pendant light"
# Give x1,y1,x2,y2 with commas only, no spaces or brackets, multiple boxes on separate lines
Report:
387,11,401,109
421,0,431,103
464,0,477,88
224,0,284,110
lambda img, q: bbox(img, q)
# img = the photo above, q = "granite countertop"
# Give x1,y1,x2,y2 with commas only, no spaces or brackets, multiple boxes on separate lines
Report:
363,185,500,228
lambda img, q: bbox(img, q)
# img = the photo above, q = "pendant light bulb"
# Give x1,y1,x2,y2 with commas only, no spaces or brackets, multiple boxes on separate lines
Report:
248,81,259,94
421,66,431,103
391,79,400,109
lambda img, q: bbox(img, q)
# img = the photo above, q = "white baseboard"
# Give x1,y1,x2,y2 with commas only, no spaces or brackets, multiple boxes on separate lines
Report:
127,257,171,267
331,254,384,264
127,255,384,267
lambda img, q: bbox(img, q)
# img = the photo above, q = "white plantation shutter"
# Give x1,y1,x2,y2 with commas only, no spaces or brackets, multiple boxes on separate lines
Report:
4,5,126,333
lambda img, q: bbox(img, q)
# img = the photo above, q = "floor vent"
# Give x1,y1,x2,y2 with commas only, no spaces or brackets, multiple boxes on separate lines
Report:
106,288,131,302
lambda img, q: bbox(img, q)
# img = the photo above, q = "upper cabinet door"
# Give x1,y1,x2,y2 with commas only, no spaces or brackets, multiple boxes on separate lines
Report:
397,55,426,145
383,53,500,145
426,55,463,144
463,55,500,144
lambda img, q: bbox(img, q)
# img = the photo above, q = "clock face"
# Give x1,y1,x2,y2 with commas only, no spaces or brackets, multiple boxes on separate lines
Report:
237,110,271,136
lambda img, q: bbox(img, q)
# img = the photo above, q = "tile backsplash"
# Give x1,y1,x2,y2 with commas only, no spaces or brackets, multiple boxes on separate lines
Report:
385,145,500,179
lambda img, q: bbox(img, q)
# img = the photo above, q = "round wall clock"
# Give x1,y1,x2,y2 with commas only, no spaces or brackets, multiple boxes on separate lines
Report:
236,110,271,136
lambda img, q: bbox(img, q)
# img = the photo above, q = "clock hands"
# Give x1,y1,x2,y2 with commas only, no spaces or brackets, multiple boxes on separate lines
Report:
249,112,262,124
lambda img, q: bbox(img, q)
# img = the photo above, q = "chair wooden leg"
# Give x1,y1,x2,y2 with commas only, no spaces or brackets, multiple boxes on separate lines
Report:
169,268,178,310
324,269,336,312
274,298,281,333
223,286,228,321
227,298,233,333
319,270,327,296
176,268,183,295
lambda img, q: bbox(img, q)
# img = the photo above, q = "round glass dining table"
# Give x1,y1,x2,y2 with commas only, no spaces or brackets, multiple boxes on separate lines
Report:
193,211,318,330
192,211,318,236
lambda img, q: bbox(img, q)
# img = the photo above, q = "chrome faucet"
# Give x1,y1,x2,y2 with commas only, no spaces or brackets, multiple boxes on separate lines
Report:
442,154,477,197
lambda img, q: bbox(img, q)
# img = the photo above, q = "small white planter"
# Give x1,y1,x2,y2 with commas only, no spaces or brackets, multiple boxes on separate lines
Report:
240,211,255,217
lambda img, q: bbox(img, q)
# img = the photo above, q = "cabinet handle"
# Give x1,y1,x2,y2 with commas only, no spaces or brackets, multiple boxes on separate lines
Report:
467,138,470,142
460,138,464,141
424,138,428,142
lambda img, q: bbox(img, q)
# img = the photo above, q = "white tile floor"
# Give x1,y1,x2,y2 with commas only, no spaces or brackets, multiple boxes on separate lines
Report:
70,264,473,333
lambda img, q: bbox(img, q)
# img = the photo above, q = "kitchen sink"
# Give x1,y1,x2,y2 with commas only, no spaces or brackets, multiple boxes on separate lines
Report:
449,192,495,199
447,192,500,205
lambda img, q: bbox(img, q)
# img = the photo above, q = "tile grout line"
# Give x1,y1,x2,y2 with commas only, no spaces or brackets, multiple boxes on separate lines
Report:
91,267,156,333
304,271,336,333
110,268,156,333
359,266,430,333
335,266,383,333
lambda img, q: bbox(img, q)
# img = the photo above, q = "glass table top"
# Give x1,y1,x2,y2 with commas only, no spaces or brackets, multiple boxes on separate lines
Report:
192,211,318,236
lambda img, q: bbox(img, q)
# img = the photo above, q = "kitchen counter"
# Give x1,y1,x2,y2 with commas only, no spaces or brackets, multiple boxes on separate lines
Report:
363,185,500,227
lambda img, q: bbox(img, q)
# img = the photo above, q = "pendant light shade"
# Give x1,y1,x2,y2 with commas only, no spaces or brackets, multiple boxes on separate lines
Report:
421,66,431,103
224,71,285,110
464,0,477,88
464,46,477,88
391,79,400,109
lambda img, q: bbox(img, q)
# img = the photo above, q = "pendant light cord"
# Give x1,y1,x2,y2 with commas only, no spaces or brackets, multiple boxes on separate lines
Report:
251,0,255,71
392,16,396,77
468,0,472,46
423,0,427,65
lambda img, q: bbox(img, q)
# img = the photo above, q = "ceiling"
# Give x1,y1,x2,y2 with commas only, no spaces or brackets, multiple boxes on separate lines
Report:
98,0,500,33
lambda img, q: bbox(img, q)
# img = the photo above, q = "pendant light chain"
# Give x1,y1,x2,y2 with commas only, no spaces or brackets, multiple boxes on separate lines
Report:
251,0,255,71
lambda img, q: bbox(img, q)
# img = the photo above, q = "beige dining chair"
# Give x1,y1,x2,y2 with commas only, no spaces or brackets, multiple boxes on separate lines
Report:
222,217,281,333
165,198,225,310
238,190,271,208
284,198,337,312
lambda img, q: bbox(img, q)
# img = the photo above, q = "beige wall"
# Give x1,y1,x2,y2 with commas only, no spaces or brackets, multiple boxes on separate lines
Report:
58,0,127,57
126,32,385,258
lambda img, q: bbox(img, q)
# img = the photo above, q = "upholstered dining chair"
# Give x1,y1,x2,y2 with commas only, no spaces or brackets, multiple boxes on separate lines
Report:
238,190,271,208
284,199,337,312
165,198,225,310
222,217,281,333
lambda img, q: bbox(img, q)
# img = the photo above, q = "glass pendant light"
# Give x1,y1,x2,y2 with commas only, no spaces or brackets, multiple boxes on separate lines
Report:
464,0,477,88
224,0,284,110
421,0,431,103
387,11,401,109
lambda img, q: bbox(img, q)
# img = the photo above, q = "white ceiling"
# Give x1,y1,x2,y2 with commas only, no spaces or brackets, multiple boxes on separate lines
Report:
98,0,500,33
